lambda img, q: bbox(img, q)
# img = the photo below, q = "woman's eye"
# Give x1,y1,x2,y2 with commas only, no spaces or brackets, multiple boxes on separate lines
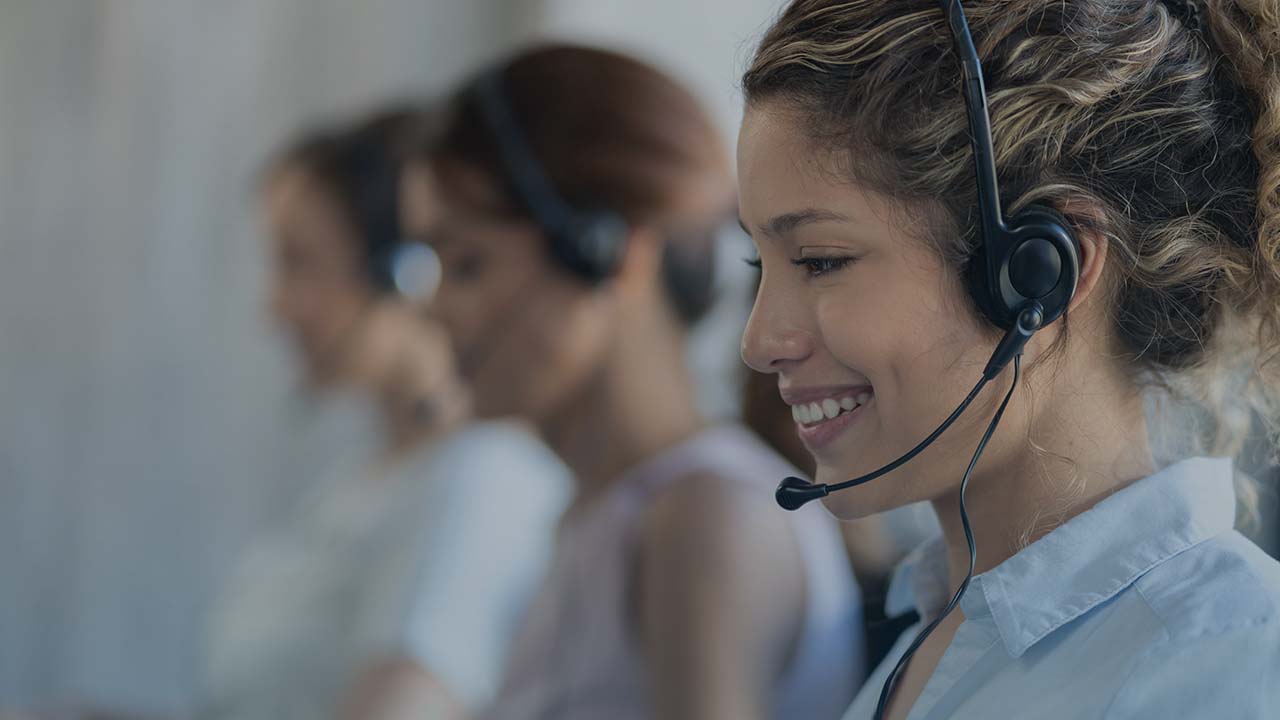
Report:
449,252,486,282
743,256,763,270
792,256,854,278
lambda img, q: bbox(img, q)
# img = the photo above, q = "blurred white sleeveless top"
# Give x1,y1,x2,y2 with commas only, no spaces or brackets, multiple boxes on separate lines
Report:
201,420,569,720
484,424,864,720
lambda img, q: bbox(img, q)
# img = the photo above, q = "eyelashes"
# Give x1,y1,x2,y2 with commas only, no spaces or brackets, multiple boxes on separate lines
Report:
743,254,857,278
792,256,854,278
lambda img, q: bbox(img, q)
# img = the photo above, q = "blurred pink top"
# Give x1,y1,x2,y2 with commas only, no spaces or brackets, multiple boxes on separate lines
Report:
483,424,864,720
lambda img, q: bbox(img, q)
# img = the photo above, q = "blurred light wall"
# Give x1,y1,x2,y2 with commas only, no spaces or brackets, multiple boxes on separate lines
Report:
0,0,782,714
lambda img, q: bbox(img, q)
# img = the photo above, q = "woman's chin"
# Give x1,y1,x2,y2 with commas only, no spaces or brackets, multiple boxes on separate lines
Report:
814,463,905,520
818,487,893,521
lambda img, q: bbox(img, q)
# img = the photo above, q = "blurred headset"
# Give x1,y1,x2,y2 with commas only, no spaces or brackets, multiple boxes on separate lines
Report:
335,129,442,423
341,134,440,302
466,66,631,285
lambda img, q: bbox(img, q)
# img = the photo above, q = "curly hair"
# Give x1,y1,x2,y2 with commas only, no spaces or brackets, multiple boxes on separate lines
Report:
743,0,1280,523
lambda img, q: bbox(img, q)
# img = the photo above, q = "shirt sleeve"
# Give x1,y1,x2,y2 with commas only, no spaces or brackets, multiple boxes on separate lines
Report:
1105,620,1280,719
393,423,569,710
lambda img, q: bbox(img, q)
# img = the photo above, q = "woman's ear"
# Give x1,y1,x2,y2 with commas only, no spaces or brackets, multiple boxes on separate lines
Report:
1060,201,1110,315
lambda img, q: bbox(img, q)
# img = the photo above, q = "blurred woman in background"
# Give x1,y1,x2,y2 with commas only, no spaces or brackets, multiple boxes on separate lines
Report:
401,44,864,720
201,108,567,720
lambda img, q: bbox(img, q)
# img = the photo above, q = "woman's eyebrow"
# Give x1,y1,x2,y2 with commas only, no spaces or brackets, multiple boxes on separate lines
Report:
749,207,851,238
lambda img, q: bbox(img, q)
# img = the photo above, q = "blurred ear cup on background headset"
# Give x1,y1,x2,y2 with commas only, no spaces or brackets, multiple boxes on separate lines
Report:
340,130,441,303
466,66,630,285
324,123,448,430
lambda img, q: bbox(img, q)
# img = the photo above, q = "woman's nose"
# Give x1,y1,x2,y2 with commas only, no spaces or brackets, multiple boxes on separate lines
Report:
741,281,812,374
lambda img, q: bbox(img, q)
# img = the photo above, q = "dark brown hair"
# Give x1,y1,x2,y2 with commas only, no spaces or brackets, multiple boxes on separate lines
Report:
416,44,731,325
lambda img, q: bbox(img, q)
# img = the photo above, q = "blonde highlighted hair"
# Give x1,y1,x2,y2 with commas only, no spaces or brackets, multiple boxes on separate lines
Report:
744,0,1280,523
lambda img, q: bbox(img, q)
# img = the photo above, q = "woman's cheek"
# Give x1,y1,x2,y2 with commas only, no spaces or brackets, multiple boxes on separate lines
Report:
812,287,881,365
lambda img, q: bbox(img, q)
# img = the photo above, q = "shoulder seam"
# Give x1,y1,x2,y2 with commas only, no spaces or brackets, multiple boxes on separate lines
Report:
1134,548,1279,640
1102,613,1276,718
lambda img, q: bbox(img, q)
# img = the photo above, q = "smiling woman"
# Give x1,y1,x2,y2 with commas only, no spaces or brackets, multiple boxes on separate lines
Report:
739,0,1280,719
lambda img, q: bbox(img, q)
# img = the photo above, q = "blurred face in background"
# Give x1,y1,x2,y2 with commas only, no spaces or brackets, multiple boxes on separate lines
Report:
401,162,614,424
262,165,374,387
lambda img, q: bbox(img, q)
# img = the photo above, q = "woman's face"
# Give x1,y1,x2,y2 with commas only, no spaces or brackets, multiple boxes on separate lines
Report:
400,163,614,424
737,107,1007,520
263,166,373,387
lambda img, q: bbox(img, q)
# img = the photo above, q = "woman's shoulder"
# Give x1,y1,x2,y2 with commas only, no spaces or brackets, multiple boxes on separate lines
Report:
400,421,571,526
1096,533,1280,717
1103,534,1280,716
434,420,562,464
426,421,570,487
1133,529,1280,643
640,467,787,546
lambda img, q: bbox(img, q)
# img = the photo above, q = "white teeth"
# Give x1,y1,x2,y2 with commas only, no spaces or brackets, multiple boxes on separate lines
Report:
792,391,873,426
821,398,841,420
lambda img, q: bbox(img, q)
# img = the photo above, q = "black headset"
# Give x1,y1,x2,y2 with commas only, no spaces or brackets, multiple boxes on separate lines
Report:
769,3,1081,718
466,67,631,285
775,0,1079,511
947,3,1080,338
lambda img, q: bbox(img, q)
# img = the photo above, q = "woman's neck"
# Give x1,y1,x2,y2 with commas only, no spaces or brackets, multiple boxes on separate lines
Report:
930,360,1157,588
541,311,707,508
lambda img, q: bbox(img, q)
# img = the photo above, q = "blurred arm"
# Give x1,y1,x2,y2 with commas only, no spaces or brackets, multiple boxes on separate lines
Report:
637,473,806,720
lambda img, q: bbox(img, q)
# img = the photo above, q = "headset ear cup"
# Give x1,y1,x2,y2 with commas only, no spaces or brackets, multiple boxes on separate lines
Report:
1007,205,1080,325
580,213,629,279
551,211,628,284
1008,237,1062,299
967,205,1080,330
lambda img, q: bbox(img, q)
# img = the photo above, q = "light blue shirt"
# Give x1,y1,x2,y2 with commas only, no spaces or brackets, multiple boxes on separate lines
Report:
843,456,1280,719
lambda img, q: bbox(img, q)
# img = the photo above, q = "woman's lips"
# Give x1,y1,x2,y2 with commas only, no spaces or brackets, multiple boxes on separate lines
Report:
795,398,870,450
782,387,874,452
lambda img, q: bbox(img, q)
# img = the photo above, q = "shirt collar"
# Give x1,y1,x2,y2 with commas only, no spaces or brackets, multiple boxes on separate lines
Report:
884,456,1237,658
